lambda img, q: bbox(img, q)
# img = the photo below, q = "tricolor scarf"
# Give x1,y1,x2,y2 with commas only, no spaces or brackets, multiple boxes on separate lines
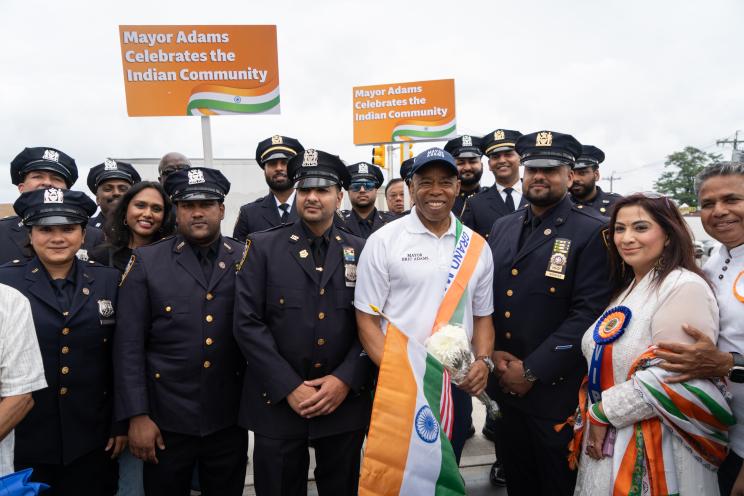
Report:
358,219,485,496
563,348,735,496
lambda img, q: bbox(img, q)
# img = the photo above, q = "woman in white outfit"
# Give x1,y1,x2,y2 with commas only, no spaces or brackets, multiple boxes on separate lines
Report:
573,192,734,496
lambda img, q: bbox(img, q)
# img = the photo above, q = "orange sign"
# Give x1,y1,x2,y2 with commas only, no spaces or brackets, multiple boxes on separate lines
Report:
352,79,456,145
119,25,279,117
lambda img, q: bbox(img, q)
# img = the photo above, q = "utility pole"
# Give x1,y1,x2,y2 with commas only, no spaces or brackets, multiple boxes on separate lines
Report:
717,130,742,160
602,170,622,192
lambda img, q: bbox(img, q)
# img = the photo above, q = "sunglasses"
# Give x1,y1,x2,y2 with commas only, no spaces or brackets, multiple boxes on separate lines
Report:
160,164,191,177
349,181,377,192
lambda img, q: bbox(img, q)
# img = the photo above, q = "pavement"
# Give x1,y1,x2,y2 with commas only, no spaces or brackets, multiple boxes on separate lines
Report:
240,397,507,495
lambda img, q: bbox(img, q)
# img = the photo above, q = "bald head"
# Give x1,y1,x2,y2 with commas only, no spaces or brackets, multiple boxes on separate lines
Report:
158,152,191,184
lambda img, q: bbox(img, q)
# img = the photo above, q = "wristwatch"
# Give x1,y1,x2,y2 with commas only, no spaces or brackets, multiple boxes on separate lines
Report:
477,355,495,374
729,352,744,383
523,368,538,383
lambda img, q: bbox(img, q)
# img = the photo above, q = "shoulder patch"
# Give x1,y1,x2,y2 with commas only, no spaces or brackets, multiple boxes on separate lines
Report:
601,228,611,250
119,255,136,287
236,239,252,272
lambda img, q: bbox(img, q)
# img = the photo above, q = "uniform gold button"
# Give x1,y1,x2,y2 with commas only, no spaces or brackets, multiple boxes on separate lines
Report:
103,338,108,343
61,346,69,354
577,205,584,209
61,366,69,375
506,289,513,297
600,207,607,213
505,332,512,339
155,372,161,379
205,338,214,346
511,268,519,276
504,311,511,318
549,287,556,293
317,338,326,346
279,298,285,304
319,288,325,295
206,293,214,301
165,306,172,313
62,327,70,335
261,392,267,398
313,362,322,368
318,312,325,320
205,315,213,323
266,400,271,405
59,387,68,396
203,361,211,368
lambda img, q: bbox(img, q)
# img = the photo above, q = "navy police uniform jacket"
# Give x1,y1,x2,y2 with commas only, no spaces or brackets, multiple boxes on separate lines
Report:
486,196,612,420
0,215,105,265
114,235,246,436
570,186,622,217
232,194,297,242
462,185,529,238
340,208,396,239
0,257,120,465
452,186,486,219
233,221,372,440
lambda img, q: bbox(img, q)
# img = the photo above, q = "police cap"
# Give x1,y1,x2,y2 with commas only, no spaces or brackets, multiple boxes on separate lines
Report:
516,131,582,168
574,145,606,170
410,148,458,177
10,147,78,187
400,158,415,182
255,135,304,167
164,167,231,202
14,188,96,227
347,162,384,190
288,149,351,190
444,135,483,159
481,129,523,157
87,159,141,193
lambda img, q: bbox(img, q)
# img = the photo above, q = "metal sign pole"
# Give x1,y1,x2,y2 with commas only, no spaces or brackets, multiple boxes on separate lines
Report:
201,116,214,167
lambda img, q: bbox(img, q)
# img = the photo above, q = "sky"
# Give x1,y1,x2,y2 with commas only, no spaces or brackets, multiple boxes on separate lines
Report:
1,0,742,203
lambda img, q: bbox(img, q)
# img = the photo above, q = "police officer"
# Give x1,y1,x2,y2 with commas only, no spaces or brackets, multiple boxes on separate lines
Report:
569,145,621,216
400,157,414,186
232,135,304,241
0,188,126,494
341,162,396,238
463,129,528,238
87,159,141,229
114,168,247,496
444,135,488,217
234,149,372,496
486,131,612,496
0,147,104,264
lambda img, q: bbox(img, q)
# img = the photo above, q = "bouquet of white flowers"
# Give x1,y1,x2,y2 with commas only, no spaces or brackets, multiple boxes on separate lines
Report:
425,324,500,420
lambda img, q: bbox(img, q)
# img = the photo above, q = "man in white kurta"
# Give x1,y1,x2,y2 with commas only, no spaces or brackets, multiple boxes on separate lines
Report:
355,147,495,463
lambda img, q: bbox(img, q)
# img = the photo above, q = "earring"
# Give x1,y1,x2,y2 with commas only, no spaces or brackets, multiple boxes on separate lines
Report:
123,218,128,226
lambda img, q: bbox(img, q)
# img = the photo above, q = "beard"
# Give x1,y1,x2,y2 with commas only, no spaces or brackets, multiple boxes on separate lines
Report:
460,168,483,188
266,173,292,192
525,185,565,207
569,180,595,199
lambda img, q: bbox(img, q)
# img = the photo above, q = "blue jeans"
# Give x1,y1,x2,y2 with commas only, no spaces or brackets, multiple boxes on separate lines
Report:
117,450,144,496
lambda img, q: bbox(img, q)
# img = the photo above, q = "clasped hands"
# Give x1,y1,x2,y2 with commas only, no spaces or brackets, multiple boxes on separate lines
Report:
287,375,350,419
492,351,534,397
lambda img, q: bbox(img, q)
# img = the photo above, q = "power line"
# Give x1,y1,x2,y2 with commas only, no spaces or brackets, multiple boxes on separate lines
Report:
602,170,622,192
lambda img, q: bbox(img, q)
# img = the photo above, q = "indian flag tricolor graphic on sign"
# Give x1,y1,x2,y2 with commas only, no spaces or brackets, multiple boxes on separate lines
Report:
359,317,465,496
186,83,280,116
391,118,457,142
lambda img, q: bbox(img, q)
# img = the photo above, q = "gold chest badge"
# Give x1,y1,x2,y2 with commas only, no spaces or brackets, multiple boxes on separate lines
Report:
545,238,571,280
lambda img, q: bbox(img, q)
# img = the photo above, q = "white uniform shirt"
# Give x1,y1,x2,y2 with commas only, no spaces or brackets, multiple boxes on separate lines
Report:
274,190,296,218
704,243,744,457
0,284,47,476
495,180,523,208
354,207,494,345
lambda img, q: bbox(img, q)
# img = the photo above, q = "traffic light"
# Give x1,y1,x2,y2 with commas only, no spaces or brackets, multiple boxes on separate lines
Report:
372,145,386,168
400,142,414,163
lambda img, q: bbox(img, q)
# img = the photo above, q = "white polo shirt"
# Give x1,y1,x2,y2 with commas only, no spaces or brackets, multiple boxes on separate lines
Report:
0,284,47,476
354,207,494,345
704,242,744,457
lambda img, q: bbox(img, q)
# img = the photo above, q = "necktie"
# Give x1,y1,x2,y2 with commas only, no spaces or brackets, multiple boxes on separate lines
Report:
310,236,327,267
197,249,214,281
51,279,71,313
504,187,516,212
279,203,290,223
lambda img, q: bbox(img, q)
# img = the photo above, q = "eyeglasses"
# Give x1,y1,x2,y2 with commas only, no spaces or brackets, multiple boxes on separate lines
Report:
636,191,676,208
160,164,191,177
349,181,377,192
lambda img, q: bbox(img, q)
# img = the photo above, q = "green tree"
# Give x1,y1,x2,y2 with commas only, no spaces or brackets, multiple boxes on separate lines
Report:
654,147,721,208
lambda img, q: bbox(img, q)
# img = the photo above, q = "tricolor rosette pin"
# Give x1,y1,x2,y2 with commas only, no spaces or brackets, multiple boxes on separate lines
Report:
588,306,633,403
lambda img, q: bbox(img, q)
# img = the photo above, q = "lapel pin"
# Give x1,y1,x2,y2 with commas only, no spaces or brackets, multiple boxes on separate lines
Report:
544,228,552,236
218,261,226,269
82,287,90,295
299,249,309,259
290,234,299,241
